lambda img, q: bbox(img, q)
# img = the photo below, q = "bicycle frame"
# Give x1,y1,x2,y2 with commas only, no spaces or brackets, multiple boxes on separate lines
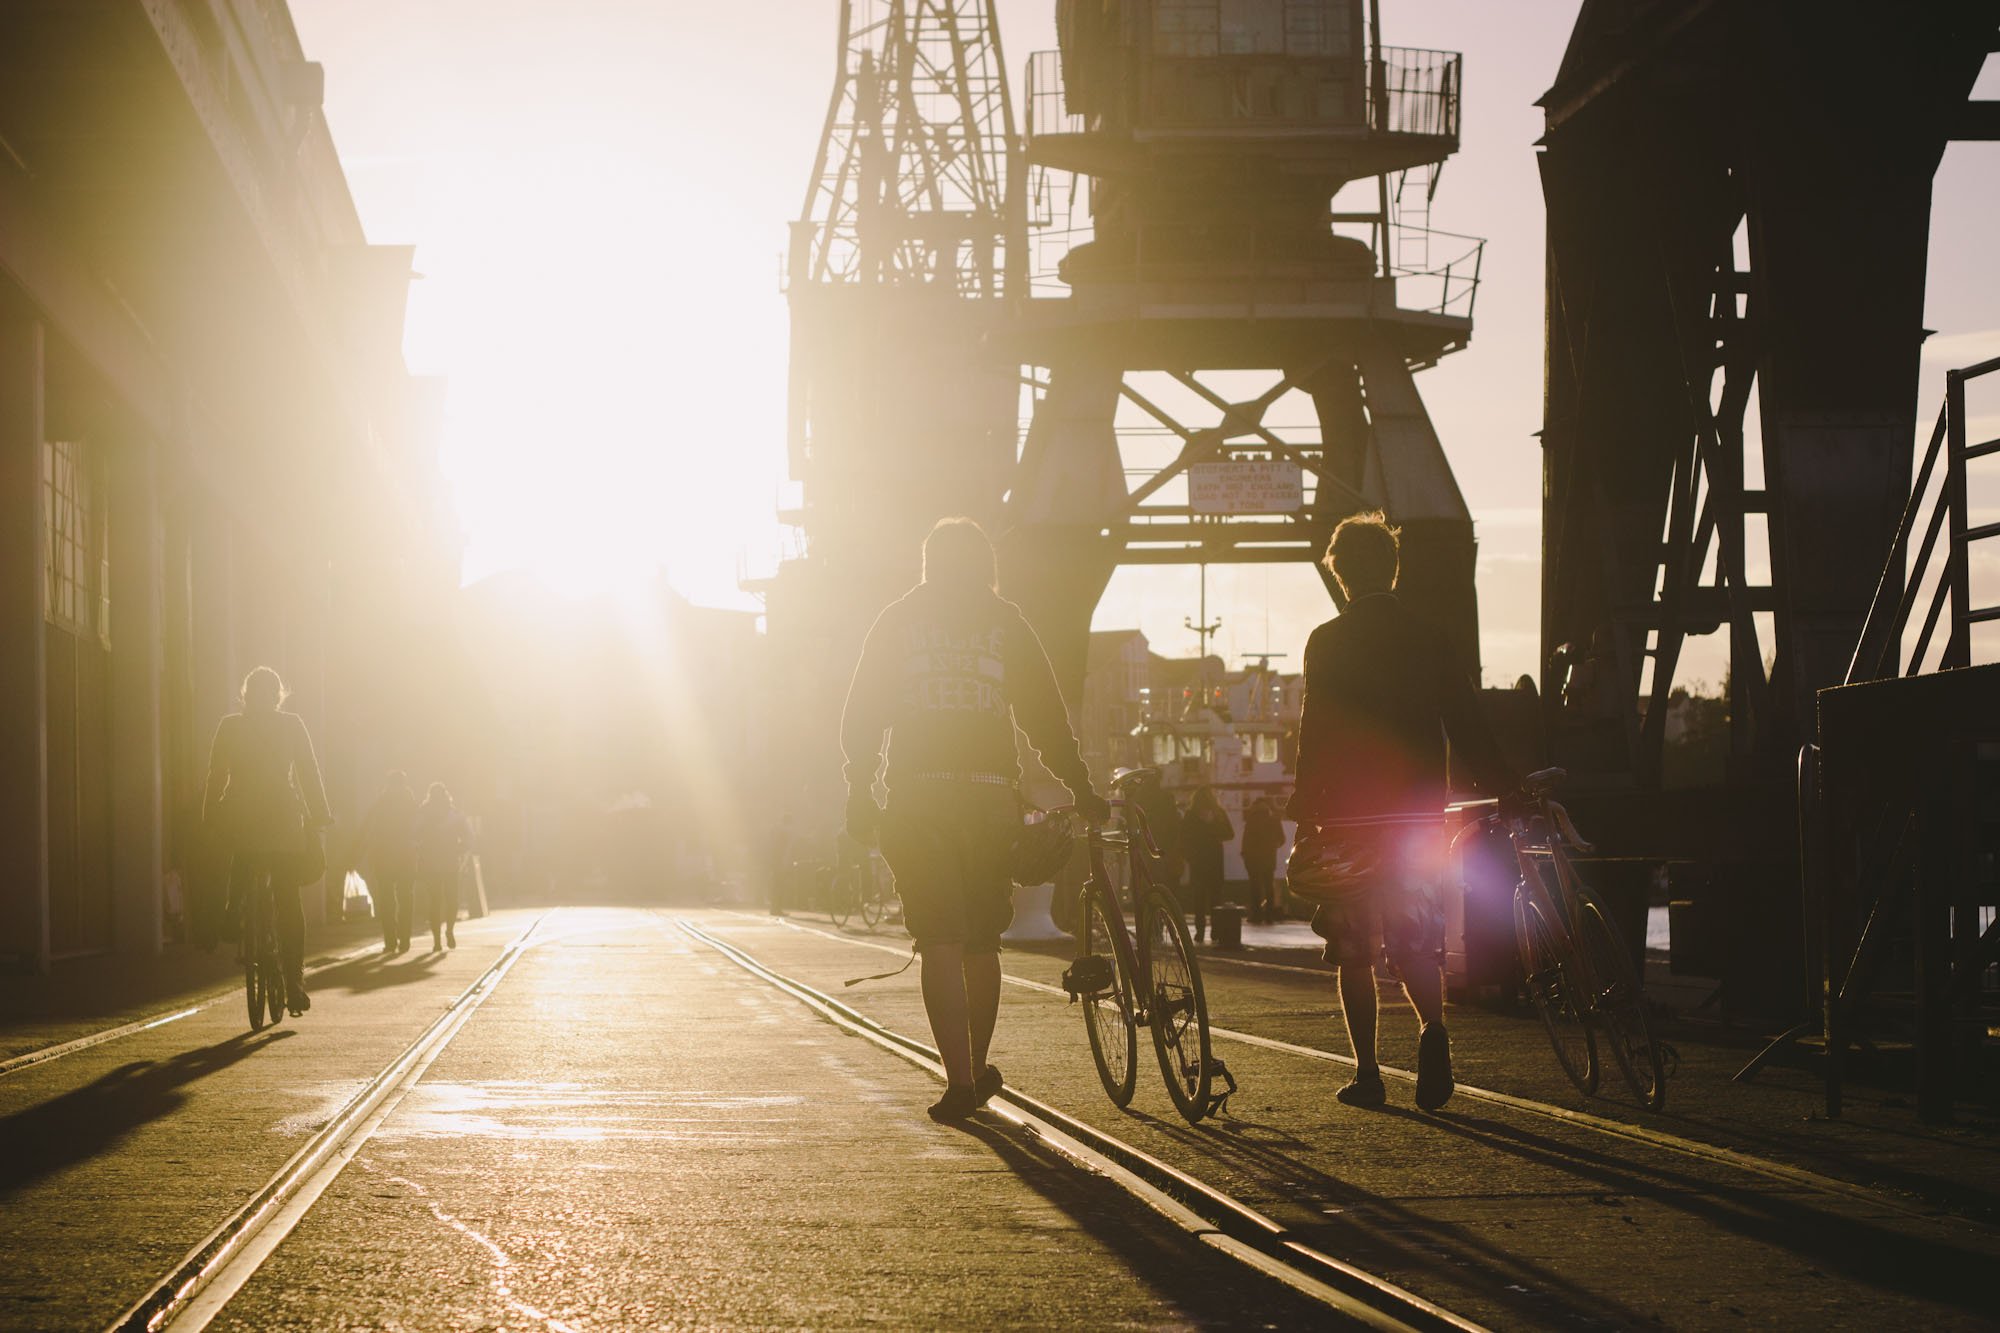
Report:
1077,799,1157,1009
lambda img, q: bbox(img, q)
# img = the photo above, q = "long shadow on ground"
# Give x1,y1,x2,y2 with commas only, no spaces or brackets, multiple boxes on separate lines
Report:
0,1030,293,1199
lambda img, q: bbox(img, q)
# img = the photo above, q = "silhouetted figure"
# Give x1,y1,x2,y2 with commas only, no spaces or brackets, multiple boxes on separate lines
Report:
1180,786,1234,943
357,770,419,955
842,518,1109,1122
415,783,470,952
203,666,331,1014
1241,795,1284,923
1288,512,1515,1112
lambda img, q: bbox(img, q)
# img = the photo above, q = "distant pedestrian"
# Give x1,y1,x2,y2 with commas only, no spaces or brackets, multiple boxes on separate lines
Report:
1180,786,1234,943
415,783,471,951
1287,512,1515,1112
1241,795,1284,923
356,771,419,955
202,666,332,1015
842,518,1109,1122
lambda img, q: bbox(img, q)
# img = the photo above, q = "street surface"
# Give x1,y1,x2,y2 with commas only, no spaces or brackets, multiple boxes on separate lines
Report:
1,905,1995,1330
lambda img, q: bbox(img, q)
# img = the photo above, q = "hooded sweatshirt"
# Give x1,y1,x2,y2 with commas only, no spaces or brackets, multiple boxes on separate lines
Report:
1288,593,1513,825
841,581,1092,800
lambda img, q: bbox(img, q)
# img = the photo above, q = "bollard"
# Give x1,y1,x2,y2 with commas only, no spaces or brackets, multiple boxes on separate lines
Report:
1003,881,1070,942
1210,901,1247,949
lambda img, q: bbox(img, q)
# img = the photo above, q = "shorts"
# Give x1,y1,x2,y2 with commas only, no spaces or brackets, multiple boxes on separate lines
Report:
878,779,1021,953
1306,821,1447,973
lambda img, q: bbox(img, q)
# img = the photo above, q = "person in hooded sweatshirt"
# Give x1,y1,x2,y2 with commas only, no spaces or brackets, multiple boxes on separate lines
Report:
841,518,1110,1122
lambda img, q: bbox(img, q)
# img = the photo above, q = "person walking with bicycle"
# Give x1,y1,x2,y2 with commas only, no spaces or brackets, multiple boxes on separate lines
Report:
1287,513,1515,1112
842,518,1110,1123
203,666,332,1015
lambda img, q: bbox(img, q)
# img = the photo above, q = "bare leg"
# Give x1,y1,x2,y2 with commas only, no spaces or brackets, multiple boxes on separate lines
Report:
965,950,1002,1077
1337,963,1381,1074
920,942,975,1089
1398,960,1446,1030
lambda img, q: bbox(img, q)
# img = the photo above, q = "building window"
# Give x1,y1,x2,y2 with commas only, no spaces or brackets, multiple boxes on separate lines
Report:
1155,0,1219,57
43,437,109,646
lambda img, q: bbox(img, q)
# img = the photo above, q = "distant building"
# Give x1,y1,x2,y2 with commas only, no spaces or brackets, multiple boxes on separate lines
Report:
0,6,452,968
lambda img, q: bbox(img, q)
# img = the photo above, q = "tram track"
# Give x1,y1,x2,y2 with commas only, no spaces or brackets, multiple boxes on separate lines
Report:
0,940,388,1080
754,910,1980,1231
680,918,1486,1333
102,913,549,1333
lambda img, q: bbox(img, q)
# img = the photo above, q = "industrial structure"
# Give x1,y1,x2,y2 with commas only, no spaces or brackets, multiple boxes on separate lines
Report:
1538,0,1999,1104
761,0,1024,824
0,2,454,969
769,0,1487,823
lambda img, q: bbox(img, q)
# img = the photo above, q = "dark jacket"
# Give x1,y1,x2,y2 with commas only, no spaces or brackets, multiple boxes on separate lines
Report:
1288,593,1513,825
203,709,330,854
360,787,420,877
841,582,1092,800
415,804,470,880
1182,805,1234,884
1241,802,1284,870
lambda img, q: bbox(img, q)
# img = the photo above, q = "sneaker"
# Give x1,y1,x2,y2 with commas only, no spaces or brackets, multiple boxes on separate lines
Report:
1415,1024,1455,1111
973,1065,1004,1106
1335,1070,1387,1108
927,1085,981,1122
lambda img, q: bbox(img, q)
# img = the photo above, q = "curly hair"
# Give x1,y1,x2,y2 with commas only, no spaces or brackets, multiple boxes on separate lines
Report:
1324,511,1400,599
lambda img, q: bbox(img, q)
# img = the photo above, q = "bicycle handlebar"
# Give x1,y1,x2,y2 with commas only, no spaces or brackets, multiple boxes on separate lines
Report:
1048,799,1162,860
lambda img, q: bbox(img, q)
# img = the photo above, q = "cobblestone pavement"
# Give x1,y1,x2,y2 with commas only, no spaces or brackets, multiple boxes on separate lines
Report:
1,903,1994,1330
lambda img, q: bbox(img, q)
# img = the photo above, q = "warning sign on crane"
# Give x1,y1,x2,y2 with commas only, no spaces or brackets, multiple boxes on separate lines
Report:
1188,461,1305,515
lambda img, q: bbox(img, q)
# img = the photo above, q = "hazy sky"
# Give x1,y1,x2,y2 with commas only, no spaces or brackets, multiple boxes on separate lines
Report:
291,2,1996,686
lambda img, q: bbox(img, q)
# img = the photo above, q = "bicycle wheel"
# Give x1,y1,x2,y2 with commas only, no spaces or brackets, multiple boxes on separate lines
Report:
1573,898,1666,1110
1141,889,1213,1124
1079,890,1138,1108
858,873,881,928
1514,885,1596,1095
244,954,265,1031
264,948,287,1026
829,869,853,928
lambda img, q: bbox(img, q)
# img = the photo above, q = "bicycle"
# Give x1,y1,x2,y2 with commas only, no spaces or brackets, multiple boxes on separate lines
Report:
1061,770,1234,1123
1462,767,1667,1110
854,850,897,929
241,870,288,1032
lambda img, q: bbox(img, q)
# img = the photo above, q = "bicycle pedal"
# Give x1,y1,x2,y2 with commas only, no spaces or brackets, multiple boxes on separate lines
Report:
1202,1058,1238,1118
1061,954,1115,999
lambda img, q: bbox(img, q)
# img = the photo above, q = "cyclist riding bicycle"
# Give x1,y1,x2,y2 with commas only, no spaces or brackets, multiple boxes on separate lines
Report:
841,518,1110,1122
1287,513,1517,1112
203,666,333,1016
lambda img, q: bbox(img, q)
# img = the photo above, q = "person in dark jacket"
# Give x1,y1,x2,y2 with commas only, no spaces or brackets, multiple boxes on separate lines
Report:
415,783,471,952
203,666,331,1014
1289,512,1515,1113
1180,786,1234,943
1241,795,1284,923
843,518,1109,1122
356,771,419,955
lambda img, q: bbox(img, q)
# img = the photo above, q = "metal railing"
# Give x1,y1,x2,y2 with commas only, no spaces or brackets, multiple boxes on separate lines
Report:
1369,46,1461,140
1026,50,1081,142
1389,227,1483,320
1024,44,1460,143
1847,354,2000,682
